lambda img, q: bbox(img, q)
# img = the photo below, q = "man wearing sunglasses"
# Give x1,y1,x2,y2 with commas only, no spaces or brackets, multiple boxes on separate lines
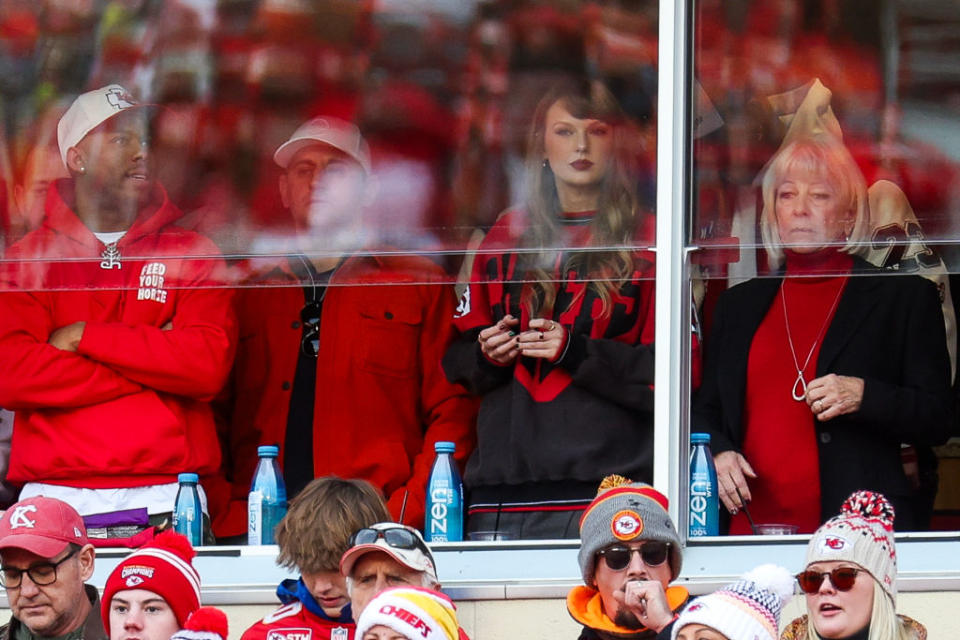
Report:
213,116,476,540
339,523,441,620
567,477,689,639
0,496,105,640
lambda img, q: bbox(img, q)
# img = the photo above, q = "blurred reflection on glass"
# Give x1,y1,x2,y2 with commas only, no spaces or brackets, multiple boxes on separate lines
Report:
443,80,660,540
11,142,69,244
212,116,477,540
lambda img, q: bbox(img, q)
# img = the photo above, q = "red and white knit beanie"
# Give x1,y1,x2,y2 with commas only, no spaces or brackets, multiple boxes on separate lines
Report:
101,531,202,630
805,491,898,603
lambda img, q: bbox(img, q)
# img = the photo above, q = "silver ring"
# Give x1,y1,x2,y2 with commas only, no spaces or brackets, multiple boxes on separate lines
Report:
815,400,822,412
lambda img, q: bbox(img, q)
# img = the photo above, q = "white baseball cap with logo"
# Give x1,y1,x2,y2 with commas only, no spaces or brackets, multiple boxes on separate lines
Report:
273,116,371,174
56,84,149,169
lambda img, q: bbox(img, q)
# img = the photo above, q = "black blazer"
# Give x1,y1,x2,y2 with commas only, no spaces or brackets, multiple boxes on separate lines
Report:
692,259,954,528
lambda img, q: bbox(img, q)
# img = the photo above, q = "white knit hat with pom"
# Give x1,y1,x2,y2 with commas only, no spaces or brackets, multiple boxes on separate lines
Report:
671,564,795,640
806,490,898,603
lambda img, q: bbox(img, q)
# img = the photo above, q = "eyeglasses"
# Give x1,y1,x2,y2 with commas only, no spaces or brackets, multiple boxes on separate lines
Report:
300,301,321,357
796,567,863,593
0,547,78,588
349,526,433,559
595,541,670,571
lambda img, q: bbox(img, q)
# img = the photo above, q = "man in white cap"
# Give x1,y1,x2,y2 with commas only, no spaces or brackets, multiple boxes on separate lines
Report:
0,496,104,640
338,523,442,619
212,116,476,540
0,84,236,538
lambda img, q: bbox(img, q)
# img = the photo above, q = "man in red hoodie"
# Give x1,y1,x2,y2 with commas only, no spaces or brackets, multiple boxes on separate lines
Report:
0,84,236,539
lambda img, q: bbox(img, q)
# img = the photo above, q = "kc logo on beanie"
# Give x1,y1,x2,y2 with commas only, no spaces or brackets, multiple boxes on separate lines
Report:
102,531,202,632
577,475,682,585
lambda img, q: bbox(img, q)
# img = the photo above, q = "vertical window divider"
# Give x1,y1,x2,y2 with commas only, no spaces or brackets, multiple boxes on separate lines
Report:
654,0,694,541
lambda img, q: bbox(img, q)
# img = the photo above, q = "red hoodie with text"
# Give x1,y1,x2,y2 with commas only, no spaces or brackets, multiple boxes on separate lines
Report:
0,178,236,489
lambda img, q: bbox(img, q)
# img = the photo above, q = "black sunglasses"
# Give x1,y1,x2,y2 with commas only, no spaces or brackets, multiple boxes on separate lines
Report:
796,567,863,593
0,546,78,588
596,541,670,571
300,301,321,357
349,526,433,560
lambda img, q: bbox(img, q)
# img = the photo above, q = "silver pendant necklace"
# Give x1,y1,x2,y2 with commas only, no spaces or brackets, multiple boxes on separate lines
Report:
780,278,846,401
100,242,121,270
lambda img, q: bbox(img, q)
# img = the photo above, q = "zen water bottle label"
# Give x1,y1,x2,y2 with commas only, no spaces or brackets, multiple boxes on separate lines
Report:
689,471,715,536
248,490,263,545
429,485,453,541
688,435,719,537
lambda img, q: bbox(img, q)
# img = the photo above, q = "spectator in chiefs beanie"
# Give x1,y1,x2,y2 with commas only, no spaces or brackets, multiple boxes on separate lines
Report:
101,530,202,640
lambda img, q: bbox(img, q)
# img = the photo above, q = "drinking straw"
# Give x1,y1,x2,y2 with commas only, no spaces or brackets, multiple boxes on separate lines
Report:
735,487,758,534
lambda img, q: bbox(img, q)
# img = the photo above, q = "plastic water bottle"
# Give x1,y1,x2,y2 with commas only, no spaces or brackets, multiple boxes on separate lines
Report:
689,433,719,537
173,473,203,546
425,441,463,542
248,445,287,545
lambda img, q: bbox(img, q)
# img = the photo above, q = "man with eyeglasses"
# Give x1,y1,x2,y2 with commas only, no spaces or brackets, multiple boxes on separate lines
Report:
0,496,105,640
567,476,689,640
213,116,476,540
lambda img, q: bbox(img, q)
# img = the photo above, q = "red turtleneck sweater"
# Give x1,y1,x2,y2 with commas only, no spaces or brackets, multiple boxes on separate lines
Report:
732,249,853,534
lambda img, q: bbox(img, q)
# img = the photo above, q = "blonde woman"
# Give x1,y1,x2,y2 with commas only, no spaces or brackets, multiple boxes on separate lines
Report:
692,136,952,533
781,491,926,640
444,80,657,539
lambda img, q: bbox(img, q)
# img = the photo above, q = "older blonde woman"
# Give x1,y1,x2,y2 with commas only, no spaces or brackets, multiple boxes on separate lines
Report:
692,136,952,534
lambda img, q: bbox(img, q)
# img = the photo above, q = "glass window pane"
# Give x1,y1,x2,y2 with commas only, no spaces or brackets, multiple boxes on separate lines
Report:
690,0,959,535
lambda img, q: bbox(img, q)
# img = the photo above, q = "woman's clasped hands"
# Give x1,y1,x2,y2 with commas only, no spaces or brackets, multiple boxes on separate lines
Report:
478,315,566,364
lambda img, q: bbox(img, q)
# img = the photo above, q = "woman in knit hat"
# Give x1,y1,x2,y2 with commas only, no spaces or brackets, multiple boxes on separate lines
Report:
781,491,926,640
101,530,202,640
354,586,460,640
672,564,794,640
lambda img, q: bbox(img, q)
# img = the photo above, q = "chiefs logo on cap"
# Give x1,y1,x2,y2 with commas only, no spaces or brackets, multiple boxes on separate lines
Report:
818,535,848,553
610,510,643,540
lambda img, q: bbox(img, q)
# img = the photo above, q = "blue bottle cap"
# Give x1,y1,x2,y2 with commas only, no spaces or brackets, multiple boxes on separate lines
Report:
691,433,711,444
178,472,199,483
434,441,455,453
258,445,280,457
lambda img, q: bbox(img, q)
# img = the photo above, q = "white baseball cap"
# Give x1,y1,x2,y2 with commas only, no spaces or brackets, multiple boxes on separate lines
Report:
273,116,371,174
339,522,438,583
56,84,150,169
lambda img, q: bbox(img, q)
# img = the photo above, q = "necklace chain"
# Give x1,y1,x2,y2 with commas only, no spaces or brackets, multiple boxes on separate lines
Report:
781,277,846,401
296,254,330,304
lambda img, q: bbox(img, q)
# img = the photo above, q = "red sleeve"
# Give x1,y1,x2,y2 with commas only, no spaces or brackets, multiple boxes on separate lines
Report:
78,255,237,401
388,281,479,529
0,289,143,409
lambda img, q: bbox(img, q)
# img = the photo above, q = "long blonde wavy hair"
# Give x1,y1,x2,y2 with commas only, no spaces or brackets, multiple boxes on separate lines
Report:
804,579,920,640
518,80,643,318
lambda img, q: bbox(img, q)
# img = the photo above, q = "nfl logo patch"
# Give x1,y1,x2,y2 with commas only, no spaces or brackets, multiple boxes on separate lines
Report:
331,628,348,640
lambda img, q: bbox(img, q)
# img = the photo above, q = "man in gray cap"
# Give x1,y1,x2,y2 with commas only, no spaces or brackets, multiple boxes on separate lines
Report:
213,116,476,541
566,476,689,640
